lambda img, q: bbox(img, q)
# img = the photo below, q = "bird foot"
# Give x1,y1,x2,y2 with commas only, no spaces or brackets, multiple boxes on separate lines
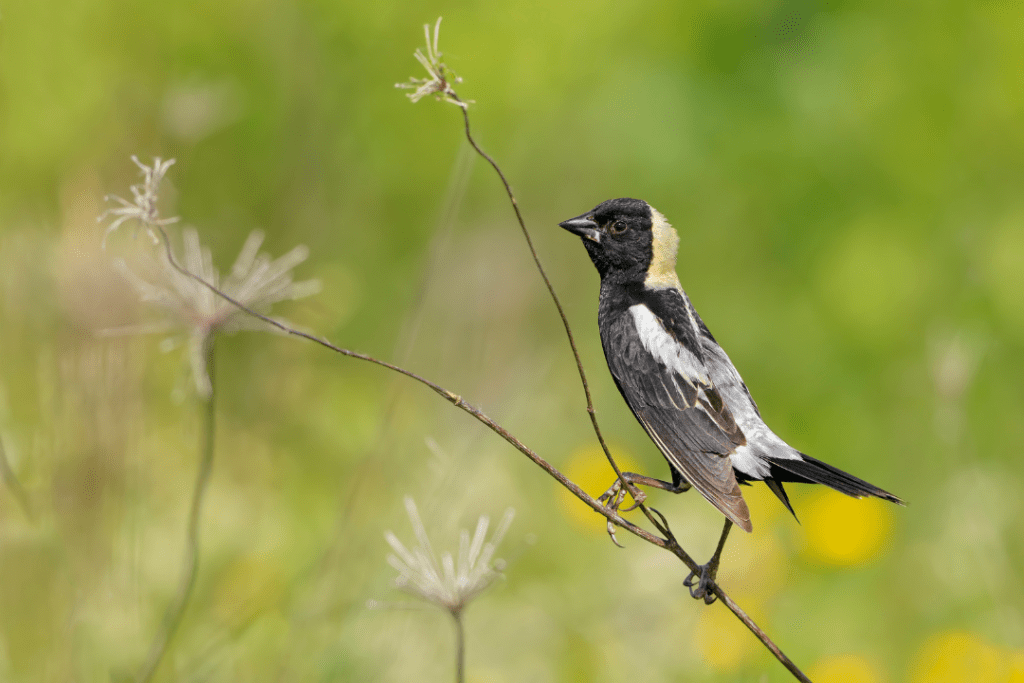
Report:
597,477,646,548
598,477,646,512
683,563,719,605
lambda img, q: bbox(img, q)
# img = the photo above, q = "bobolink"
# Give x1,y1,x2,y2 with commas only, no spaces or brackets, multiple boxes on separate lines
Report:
560,198,902,601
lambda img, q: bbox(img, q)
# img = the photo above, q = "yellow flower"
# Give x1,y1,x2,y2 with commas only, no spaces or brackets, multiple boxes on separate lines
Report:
800,489,894,565
1010,650,1024,683
809,653,883,683
910,631,1008,683
557,444,639,533
717,525,787,598
693,598,765,671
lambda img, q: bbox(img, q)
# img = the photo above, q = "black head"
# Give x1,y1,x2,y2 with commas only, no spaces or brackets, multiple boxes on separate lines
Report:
559,198,678,285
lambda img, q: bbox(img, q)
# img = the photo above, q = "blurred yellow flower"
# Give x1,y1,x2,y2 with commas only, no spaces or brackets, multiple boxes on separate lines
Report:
800,490,894,566
1010,650,1024,683
910,631,1009,683
744,482,787,528
809,653,883,683
717,526,788,598
693,599,764,671
557,444,639,533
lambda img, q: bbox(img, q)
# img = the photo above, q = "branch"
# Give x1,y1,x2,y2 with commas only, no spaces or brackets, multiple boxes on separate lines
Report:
146,224,811,683
446,100,809,681
449,97,646,515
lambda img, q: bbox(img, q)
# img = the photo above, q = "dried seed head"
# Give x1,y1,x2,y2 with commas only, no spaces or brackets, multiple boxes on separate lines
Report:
101,157,319,397
99,156,180,247
384,496,514,614
395,18,470,109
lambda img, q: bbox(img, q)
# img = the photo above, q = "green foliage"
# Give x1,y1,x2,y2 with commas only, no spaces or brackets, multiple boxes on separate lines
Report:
1,0,1023,681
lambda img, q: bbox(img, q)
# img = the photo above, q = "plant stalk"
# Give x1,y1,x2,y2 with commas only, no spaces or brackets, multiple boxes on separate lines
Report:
452,608,465,683
137,336,217,683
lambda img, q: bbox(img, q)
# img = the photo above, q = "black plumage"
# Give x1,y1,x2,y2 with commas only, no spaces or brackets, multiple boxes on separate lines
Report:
600,286,752,530
559,198,902,598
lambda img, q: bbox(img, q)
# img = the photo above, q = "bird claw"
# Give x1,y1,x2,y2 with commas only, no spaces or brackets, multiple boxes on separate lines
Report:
598,482,627,547
620,494,645,512
598,477,646,511
598,477,644,548
606,519,625,548
683,564,719,605
598,479,625,508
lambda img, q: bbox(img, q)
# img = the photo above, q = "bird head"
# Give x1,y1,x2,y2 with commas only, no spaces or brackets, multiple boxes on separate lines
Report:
559,198,680,288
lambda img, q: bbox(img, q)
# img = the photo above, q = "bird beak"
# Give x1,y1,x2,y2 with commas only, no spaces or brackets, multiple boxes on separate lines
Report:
559,215,601,243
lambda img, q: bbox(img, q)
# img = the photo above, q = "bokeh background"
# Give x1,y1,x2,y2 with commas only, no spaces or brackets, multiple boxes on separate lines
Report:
2,0,1023,681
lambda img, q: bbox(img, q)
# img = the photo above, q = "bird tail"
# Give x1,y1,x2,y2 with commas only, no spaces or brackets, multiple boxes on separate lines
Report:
768,453,904,505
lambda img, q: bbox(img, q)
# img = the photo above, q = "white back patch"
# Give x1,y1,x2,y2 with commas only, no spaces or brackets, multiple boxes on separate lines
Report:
629,304,711,386
644,207,682,290
730,444,769,478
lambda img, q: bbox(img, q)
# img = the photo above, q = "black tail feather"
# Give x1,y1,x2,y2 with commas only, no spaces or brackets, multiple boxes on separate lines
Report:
764,478,798,521
768,454,904,505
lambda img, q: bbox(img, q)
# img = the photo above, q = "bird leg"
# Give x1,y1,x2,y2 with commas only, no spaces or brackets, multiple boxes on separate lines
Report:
684,518,733,604
598,473,692,547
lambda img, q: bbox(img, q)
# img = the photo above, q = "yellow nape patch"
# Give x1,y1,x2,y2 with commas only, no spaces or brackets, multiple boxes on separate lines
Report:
644,207,681,289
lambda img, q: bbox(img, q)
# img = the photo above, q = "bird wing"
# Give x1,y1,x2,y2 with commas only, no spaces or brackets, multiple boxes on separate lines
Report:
602,303,752,531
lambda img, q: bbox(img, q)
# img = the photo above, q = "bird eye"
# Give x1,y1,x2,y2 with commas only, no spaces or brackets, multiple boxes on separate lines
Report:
609,220,627,234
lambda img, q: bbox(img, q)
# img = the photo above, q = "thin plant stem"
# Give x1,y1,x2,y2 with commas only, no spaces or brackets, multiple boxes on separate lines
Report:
137,336,217,683
445,102,806,679
332,141,476,546
449,98,642,513
148,224,811,683
0,435,33,521
452,609,465,683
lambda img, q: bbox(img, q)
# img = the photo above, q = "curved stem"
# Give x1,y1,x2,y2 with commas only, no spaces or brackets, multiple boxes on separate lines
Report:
452,609,465,683
451,102,639,508
149,226,810,682
137,336,217,683
0,435,32,521
450,101,677,541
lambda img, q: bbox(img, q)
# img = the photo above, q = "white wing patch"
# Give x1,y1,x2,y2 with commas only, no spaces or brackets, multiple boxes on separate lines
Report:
629,304,711,386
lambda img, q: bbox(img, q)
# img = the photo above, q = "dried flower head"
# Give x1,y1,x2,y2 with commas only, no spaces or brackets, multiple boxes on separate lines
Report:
385,496,514,614
108,228,320,397
99,156,319,397
99,156,179,246
395,17,469,108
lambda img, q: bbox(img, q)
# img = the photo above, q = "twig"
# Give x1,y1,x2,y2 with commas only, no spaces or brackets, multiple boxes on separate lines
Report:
447,96,646,516
147,223,811,683
328,141,476,555
447,99,809,681
0,435,33,521
136,336,217,683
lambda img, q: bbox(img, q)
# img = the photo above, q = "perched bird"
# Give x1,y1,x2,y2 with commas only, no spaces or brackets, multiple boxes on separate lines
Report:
559,198,902,601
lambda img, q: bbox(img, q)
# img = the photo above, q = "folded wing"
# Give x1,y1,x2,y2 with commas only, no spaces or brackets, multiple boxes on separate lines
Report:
602,306,753,531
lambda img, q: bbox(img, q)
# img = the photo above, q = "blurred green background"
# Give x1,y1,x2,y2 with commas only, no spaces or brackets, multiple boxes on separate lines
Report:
2,0,1023,681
